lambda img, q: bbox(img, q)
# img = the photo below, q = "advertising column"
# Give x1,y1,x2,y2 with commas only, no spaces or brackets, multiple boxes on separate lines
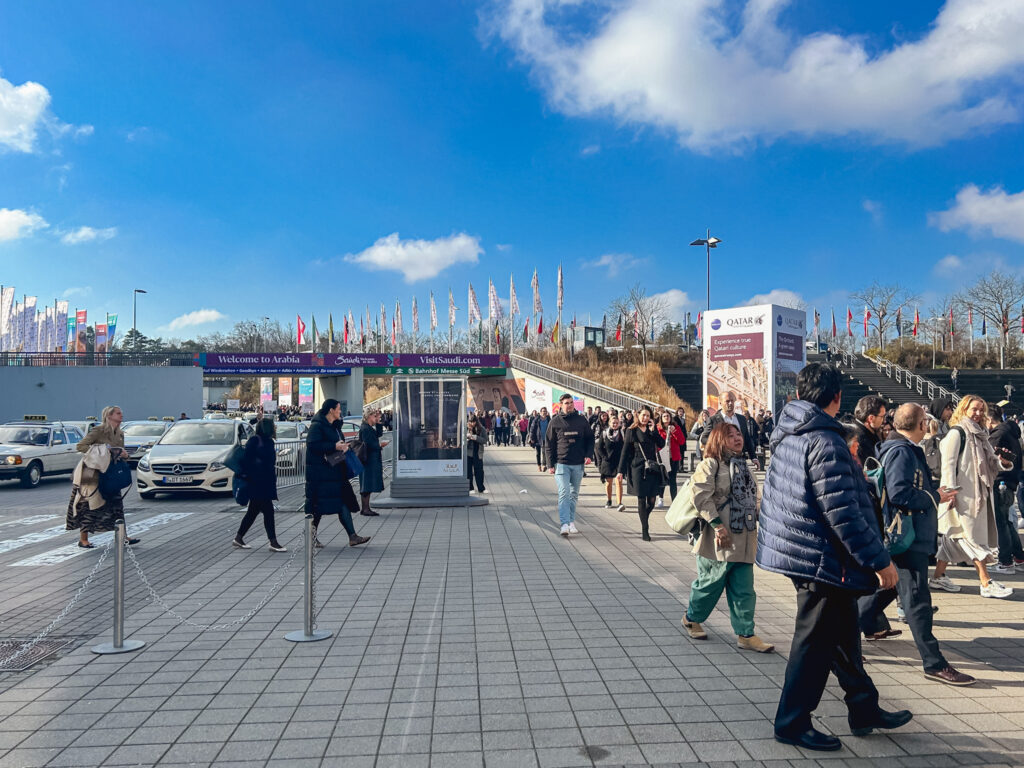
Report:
298,378,314,415
703,306,770,415
771,306,808,415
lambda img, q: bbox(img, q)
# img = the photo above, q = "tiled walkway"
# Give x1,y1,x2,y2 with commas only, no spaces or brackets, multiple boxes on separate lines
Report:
0,446,1022,767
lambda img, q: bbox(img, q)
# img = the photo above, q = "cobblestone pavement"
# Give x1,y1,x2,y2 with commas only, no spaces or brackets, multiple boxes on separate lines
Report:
0,447,1022,767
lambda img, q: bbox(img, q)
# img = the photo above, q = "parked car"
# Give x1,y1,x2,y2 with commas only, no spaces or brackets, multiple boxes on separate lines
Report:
135,419,253,499
273,421,309,471
121,420,173,467
0,420,85,488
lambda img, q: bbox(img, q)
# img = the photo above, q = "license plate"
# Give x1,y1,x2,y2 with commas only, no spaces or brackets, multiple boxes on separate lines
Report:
162,476,195,484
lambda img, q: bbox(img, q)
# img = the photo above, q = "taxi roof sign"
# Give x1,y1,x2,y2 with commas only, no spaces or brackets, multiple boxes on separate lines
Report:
23,414,47,421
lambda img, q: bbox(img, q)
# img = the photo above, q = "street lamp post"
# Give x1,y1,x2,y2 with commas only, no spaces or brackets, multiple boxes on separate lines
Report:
689,230,721,311
132,289,147,348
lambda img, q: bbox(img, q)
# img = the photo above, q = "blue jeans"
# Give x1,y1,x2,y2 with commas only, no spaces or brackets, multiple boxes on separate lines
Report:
554,463,584,526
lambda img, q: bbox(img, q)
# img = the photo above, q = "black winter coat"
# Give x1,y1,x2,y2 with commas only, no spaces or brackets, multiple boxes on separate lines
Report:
617,424,666,498
305,413,358,515
594,427,624,478
757,399,890,592
241,435,278,501
877,434,940,555
990,420,1022,492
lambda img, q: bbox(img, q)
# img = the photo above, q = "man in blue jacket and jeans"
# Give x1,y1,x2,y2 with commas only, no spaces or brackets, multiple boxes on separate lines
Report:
879,403,974,685
758,363,911,751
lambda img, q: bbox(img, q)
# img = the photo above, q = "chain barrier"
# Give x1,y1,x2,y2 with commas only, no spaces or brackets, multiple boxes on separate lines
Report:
310,524,319,631
0,536,115,670
125,542,300,631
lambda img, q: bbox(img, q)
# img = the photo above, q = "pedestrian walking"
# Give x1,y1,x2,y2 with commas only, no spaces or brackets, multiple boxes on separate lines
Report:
358,409,385,516
467,414,487,493
987,403,1024,575
529,407,551,472
877,404,974,685
682,422,773,653
518,414,529,448
617,404,666,541
758,363,911,752
306,399,370,548
931,395,1016,597
546,393,594,537
67,405,139,548
656,410,686,502
233,418,286,552
595,414,625,511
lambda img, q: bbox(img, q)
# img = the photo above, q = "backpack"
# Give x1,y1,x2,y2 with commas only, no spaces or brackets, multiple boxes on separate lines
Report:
864,447,916,554
665,459,734,537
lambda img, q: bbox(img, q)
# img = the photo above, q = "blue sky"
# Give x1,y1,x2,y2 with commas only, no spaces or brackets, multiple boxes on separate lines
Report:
2,0,1023,340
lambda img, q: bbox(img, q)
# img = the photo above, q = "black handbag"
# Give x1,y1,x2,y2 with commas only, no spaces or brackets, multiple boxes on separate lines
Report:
98,459,133,500
637,436,668,484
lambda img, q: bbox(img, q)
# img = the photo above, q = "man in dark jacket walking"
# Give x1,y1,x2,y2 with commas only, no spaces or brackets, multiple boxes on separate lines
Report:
546,393,594,537
988,403,1024,574
702,391,756,459
879,404,972,685
758,363,910,752
851,394,887,466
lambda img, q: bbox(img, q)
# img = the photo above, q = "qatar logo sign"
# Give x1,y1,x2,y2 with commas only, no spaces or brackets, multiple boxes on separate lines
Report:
710,318,722,331
724,315,764,328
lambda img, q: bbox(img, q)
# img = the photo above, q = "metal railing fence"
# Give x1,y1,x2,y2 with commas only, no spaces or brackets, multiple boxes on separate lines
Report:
0,352,195,367
866,354,961,405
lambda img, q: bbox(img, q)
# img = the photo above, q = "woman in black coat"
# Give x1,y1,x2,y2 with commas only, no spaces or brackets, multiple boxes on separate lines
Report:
617,405,666,541
358,410,385,516
595,414,626,511
233,418,284,551
306,399,370,548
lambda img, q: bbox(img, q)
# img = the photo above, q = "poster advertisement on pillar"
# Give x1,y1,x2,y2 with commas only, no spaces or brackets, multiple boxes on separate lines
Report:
259,377,273,406
702,303,807,418
278,377,293,407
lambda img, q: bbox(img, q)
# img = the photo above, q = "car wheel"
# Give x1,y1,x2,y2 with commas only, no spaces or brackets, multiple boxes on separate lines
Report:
20,461,43,488
139,492,156,501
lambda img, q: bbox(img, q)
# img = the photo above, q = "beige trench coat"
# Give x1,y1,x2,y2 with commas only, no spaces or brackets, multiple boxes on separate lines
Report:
690,456,758,564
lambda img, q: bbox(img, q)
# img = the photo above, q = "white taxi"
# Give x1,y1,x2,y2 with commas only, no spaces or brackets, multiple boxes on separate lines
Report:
136,419,252,499
0,419,86,488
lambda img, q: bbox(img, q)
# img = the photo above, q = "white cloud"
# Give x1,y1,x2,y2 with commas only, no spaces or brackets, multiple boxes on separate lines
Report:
582,252,643,278
61,226,118,245
649,288,696,324
61,286,92,299
0,72,91,153
862,199,883,223
489,0,1024,149
933,254,963,277
344,232,483,283
928,184,1024,243
580,144,601,156
0,208,48,242
746,289,807,310
495,243,513,251
166,309,227,331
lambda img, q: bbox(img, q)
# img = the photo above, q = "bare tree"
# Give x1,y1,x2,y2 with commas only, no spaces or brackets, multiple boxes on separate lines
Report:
607,283,668,366
850,282,919,352
960,271,1024,369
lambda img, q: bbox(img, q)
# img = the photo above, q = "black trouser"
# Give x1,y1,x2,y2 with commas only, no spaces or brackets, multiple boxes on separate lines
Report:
637,496,656,535
520,429,527,446
775,580,880,736
857,587,896,636
994,485,1024,565
535,443,545,469
237,498,277,543
467,456,485,492
666,459,680,500
892,550,947,673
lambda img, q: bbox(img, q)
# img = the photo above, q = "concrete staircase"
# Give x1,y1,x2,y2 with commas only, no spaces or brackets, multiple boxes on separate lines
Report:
662,369,702,411
808,353,923,413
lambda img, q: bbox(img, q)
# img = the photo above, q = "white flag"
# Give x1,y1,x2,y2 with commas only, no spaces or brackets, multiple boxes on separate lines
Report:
0,286,14,352
430,292,438,331
510,274,520,316
531,270,542,315
557,264,563,310
395,299,403,334
468,283,482,325
488,280,504,322
412,297,419,334
23,296,37,352
449,288,457,328
55,300,68,351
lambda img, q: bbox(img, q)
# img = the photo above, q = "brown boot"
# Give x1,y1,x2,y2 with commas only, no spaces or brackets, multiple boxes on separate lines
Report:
349,535,371,547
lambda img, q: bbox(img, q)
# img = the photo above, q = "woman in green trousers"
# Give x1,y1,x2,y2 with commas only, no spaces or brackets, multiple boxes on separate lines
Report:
682,422,774,653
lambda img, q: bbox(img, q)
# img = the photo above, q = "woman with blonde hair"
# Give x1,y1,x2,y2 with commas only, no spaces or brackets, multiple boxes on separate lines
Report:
67,405,139,548
930,395,1015,598
681,422,773,652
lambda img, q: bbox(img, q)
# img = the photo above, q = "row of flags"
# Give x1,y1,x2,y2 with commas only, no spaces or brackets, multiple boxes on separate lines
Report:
813,305,1024,339
0,287,120,353
294,267,570,350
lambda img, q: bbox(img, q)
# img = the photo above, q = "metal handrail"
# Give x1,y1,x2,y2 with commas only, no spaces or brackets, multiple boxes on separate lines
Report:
509,353,673,412
867,353,960,404
0,352,195,367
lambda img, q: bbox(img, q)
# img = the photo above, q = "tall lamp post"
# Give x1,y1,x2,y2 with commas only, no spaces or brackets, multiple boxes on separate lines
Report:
689,230,721,311
132,289,147,346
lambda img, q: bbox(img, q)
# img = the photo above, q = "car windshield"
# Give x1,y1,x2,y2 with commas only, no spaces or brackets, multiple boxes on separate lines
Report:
123,424,168,437
160,422,235,446
275,424,298,438
0,426,50,445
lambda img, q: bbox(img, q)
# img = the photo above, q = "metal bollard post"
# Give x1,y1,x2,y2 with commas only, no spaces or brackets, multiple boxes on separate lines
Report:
92,521,146,655
285,514,332,643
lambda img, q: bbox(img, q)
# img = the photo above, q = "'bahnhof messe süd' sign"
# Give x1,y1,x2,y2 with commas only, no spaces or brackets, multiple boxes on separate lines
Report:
194,352,508,376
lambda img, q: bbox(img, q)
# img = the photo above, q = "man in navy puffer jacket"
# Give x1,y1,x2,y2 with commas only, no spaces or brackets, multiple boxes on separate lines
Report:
758,363,910,752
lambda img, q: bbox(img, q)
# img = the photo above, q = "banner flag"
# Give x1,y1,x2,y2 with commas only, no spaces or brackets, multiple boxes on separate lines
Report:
105,311,116,346
531,269,542,315
296,315,306,346
522,318,529,342
24,297,37,352
430,292,438,331
412,297,419,334
0,286,14,351
510,274,520,316
556,264,563,310
615,314,622,342
75,308,87,354
895,307,902,337
95,323,108,356
448,288,457,328
863,307,871,338
913,308,920,337
846,307,852,337
551,319,559,344
468,283,482,325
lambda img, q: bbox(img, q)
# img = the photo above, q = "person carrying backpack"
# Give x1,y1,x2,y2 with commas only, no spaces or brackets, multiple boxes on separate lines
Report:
681,422,773,653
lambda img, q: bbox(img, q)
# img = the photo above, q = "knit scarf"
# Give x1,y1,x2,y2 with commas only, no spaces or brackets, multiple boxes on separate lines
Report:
959,417,998,519
727,456,758,533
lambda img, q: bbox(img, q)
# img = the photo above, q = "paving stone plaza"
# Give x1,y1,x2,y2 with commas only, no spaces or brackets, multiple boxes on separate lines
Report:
0,447,1022,768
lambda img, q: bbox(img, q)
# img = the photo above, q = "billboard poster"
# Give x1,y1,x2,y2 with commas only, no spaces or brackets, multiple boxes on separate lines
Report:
298,377,314,414
394,377,466,478
467,376,526,414
702,303,806,418
75,310,87,354
95,323,108,366
524,378,552,414
259,377,273,406
66,317,75,353
278,377,293,407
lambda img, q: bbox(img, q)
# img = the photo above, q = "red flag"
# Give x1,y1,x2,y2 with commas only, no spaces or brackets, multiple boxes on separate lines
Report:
615,314,622,342
391,316,396,346
360,316,365,347
522,318,529,342
949,307,954,337
846,307,852,337
863,307,871,338
343,316,349,345
537,316,543,335
913,308,919,337
296,315,306,345
696,312,703,341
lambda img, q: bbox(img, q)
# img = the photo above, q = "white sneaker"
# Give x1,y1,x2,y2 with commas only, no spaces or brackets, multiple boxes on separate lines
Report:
568,523,579,534
990,562,1016,575
560,524,570,537
655,497,664,508
981,580,1013,599
929,575,961,593
616,503,626,512
1014,560,1024,573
